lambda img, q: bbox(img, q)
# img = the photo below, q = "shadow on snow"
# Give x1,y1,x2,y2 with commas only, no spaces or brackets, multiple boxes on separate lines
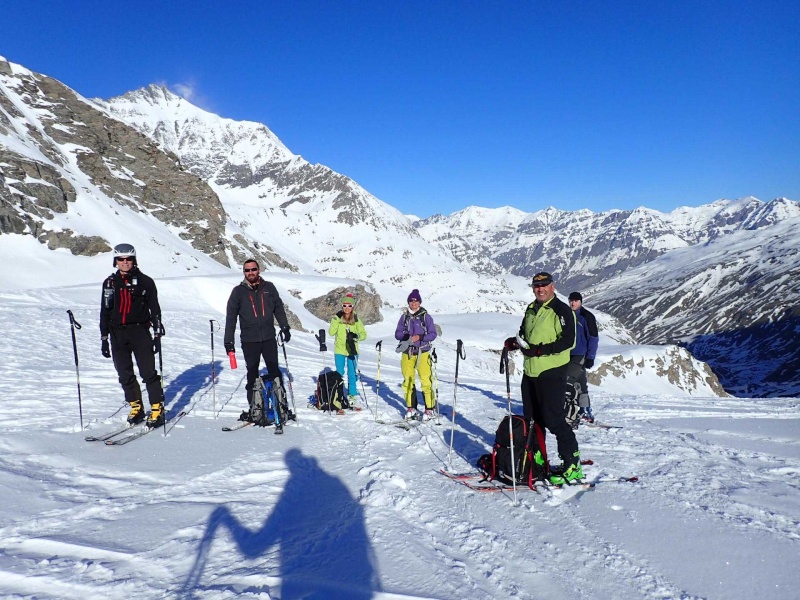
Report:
180,448,382,600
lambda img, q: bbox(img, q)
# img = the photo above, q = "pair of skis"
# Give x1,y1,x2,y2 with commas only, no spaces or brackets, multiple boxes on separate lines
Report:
85,411,187,445
439,467,638,495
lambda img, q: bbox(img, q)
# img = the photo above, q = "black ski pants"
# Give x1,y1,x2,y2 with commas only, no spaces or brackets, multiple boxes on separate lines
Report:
111,324,163,406
242,340,281,401
521,370,579,468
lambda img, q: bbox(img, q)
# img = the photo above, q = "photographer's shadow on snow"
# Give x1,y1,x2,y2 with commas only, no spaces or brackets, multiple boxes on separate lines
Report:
181,448,381,599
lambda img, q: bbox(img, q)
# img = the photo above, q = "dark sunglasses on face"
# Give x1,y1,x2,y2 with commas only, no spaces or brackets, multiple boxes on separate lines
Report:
116,257,133,262
243,267,258,273
342,304,353,308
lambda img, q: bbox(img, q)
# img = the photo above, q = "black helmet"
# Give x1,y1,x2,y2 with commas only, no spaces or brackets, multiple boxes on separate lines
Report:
112,243,137,267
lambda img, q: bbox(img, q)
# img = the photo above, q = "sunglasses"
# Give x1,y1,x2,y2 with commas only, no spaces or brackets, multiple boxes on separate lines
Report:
342,304,353,308
243,267,259,273
116,257,133,262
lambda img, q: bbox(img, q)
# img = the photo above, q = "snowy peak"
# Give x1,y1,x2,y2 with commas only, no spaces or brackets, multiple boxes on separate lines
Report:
96,86,295,183
0,58,232,272
96,77,530,313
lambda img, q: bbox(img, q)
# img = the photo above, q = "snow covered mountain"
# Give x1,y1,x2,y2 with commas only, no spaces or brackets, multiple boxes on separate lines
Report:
0,58,231,275
588,216,800,398
416,201,800,397
0,58,528,314
93,85,528,312
0,56,783,396
415,198,800,292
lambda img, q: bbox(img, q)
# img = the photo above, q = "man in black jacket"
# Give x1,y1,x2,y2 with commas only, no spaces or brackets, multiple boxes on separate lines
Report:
99,243,166,428
224,259,291,421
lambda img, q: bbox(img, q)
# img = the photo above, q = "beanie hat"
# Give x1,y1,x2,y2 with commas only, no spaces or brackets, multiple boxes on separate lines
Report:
407,289,422,303
341,292,355,306
568,292,582,302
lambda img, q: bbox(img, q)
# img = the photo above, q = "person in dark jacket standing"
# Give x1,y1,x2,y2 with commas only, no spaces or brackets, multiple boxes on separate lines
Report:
100,243,166,428
505,272,580,485
224,259,291,422
568,292,599,423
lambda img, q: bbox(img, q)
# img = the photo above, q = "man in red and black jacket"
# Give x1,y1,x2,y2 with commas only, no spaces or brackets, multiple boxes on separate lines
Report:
224,259,291,421
99,243,166,428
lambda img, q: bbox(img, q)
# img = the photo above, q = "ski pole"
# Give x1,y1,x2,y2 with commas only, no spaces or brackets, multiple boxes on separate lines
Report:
429,348,440,425
501,347,518,505
157,336,166,437
278,329,297,417
209,320,218,419
354,354,371,417
374,340,382,422
66,310,84,431
447,339,465,468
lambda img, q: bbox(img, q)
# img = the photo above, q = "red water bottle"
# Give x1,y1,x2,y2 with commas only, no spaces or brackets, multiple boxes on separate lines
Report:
228,351,238,369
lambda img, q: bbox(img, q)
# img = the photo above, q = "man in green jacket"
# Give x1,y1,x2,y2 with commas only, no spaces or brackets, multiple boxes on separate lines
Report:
505,272,582,484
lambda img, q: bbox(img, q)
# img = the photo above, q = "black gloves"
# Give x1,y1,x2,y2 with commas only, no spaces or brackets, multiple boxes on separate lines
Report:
336,310,344,318
503,337,519,351
584,358,594,369
154,323,165,338
281,327,291,343
347,331,358,341
401,333,410,342
520,344,543,358
101,337,111,358
225,342,235,354
316,329,327,352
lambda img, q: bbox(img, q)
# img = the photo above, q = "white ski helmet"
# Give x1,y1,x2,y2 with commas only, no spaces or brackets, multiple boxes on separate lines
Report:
112,243,137,267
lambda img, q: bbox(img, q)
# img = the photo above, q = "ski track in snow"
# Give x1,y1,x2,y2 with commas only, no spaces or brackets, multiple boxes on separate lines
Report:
0,289,797,599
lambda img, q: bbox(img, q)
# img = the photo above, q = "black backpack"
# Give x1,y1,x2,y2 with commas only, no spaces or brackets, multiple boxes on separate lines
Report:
314,370,350,412
477,415,537,486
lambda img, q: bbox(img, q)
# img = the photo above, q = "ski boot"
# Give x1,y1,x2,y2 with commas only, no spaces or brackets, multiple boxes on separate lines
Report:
146,402,165,429
422,409,435,422
582,407,595,424
549,461,584,486
404,407,417,421
531,450,547,482
349,395,362,411
127,399,145,425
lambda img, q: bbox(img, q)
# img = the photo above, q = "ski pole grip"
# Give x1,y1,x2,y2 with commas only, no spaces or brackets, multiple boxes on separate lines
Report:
376,340,382,351
228,351,238,370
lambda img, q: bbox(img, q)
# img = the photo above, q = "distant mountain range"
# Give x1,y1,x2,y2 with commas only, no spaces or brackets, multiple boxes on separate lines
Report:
1,56,797,397
414,200,800,397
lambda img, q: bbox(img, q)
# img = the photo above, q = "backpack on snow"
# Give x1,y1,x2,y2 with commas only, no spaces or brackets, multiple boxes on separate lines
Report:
314,370,350,412
477,415,541,487
249,374,290,427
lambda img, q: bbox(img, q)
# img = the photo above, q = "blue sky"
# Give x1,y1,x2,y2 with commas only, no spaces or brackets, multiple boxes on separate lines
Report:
4,1,798,217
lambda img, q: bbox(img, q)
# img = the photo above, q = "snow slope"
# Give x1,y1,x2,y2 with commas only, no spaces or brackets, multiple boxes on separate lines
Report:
0,269,797,600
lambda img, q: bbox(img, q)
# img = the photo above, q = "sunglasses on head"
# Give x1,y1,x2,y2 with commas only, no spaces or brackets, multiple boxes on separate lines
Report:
243,267,258,273
116,256,133,262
